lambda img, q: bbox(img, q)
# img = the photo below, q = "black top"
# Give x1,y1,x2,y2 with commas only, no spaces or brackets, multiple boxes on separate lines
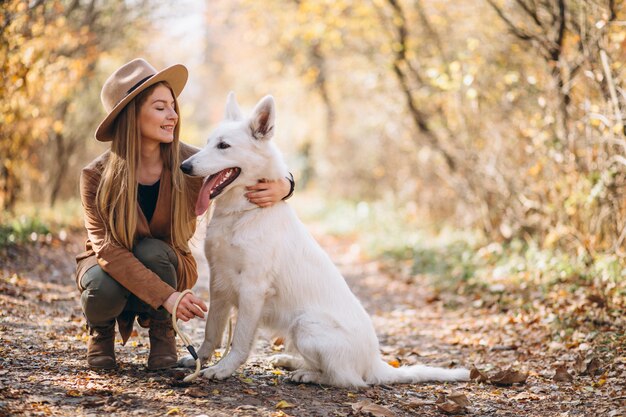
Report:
138,180,160,223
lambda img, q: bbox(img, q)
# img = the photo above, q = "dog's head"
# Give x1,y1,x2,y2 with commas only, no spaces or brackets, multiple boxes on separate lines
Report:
181,92,280,215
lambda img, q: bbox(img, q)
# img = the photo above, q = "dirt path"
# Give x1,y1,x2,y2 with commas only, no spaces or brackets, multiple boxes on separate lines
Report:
1,230,624,417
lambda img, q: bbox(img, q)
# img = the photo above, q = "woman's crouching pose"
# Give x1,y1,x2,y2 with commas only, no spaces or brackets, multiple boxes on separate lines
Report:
75,58,293,370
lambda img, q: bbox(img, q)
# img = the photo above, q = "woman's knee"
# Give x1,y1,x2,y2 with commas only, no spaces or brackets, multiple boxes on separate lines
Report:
132,238,178,287
81,266,129,325
133,238,178,268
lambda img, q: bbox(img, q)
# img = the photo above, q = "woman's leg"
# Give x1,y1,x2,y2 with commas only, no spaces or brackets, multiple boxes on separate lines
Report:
81,265,130,326
128,238,178,321
80,265,130,369
131,238,179,370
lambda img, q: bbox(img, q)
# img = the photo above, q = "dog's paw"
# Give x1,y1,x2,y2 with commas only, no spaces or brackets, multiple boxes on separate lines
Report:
177,354,199,368
200,365,233,380
290,369,323,385
269,354,301,371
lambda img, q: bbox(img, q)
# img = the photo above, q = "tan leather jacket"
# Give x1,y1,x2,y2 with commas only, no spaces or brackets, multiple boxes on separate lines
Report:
75,142,203,310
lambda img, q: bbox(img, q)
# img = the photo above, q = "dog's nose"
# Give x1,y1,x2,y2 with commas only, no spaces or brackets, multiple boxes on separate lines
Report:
180,161,193,175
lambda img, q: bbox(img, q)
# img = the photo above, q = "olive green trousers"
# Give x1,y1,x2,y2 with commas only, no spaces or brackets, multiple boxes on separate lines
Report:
80,238,178,327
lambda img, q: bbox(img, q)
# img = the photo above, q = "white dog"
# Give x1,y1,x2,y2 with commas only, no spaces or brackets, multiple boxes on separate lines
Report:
179,93,470,387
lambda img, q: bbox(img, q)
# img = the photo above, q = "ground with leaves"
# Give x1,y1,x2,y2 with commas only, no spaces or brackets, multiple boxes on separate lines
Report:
1,230,625,417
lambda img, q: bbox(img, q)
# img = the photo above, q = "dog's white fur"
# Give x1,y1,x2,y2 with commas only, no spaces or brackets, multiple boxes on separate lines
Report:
179,93,470,387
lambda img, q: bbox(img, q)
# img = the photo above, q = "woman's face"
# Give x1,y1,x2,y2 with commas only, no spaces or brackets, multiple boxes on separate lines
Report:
138,84,178,145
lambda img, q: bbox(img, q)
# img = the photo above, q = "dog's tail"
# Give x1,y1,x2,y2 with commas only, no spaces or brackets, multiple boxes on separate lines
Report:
367,360,470,385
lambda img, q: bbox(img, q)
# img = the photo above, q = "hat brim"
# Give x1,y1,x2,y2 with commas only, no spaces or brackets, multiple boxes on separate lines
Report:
94,64,188,142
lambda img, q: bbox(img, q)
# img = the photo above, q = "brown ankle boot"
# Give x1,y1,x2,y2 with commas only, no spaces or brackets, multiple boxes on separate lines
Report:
87,322,116,369
147,318,177,370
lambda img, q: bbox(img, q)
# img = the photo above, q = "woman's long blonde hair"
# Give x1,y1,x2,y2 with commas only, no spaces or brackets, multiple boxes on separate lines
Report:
96,82,194,253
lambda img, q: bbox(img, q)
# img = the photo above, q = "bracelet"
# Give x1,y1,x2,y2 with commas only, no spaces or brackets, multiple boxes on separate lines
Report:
283,172,295,200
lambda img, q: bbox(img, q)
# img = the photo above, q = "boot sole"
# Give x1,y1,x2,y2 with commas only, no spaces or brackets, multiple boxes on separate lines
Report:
88,359,117,370
88,364,117,370
146,363,177,371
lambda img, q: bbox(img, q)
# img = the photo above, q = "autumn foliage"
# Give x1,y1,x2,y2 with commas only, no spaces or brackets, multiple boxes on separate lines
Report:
2,1,626,259
0,0,149,209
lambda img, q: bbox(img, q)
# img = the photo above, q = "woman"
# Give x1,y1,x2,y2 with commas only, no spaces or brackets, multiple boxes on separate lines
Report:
75,58,293,370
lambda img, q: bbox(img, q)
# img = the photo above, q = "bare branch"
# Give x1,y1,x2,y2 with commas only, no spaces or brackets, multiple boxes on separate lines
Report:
485,0,536,42
513,0,543,28
414,0,446,59
600,49,623,130
383,0,457,172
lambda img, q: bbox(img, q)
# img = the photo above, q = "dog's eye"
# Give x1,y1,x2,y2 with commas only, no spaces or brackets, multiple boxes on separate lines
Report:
217,141,230,150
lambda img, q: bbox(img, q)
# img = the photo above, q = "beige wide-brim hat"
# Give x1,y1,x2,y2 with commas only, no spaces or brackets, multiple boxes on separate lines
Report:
95,58,188,142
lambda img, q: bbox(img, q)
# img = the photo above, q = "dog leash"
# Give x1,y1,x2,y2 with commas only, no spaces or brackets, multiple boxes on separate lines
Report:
172,289,233,382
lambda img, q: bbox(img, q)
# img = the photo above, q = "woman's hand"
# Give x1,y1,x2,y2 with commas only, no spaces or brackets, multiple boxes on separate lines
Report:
163,291,208,322
245,177,291,208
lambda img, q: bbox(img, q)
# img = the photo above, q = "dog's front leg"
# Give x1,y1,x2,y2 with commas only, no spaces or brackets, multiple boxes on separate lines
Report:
178,295,232,368
200,286,267,380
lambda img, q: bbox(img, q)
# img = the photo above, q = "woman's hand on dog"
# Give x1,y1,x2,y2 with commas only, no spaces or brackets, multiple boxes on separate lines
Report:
163,291,208,322
245,178,291,208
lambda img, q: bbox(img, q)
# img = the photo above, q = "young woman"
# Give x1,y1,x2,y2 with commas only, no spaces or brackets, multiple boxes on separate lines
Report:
75,58,293,370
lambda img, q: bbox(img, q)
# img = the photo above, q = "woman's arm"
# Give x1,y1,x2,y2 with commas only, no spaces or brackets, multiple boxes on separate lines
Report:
245,174,295,208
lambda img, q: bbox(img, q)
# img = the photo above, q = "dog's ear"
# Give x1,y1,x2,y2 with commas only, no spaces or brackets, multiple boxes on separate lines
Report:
225,91,243,121
249,95,275,141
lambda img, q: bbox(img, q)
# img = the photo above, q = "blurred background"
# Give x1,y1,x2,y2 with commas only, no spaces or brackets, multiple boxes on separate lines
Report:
1,0,625,307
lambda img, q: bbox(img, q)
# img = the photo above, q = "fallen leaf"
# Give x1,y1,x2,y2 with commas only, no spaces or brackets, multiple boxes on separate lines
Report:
574,354,589,374
511,392,541,401
575,354,602,376
275,400,296,409
237,405,258,411
594,372,608,387
387,359,400,368
586,358,602,376
490,368,528,386
553,365,574,382
587,294,605,308
184,387,208,398
165,408,180,415
406,399,436,408
65,390,81,397
437,400,466,414
351,400,396,417
447,391,470,407
470,366,488,383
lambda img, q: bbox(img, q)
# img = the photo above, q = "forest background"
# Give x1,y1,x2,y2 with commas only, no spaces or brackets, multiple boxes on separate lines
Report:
1,0,625,348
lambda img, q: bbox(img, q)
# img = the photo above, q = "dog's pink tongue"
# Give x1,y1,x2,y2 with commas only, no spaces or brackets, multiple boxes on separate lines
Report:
196,175,220,216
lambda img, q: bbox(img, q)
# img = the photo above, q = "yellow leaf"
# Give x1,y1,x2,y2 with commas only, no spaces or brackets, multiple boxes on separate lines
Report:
275,400,296,409
66,389,81,397
594,372,608,387
212,389,220,395
388,359,400,368
166,408,180,415
272,369,284,375
528,162,542,177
